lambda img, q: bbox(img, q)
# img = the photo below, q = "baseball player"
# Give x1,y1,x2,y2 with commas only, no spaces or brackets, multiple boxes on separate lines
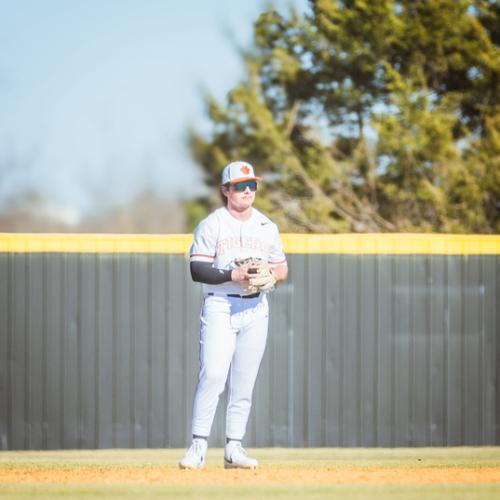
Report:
179,161,288,469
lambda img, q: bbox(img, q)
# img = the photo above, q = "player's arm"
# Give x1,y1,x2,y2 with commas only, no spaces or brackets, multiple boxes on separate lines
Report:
268,224,288,283
190,261,252,285
271,264,288,282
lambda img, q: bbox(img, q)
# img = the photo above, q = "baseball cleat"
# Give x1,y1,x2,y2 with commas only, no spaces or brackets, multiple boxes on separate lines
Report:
224,441,258,469
179,438,207,469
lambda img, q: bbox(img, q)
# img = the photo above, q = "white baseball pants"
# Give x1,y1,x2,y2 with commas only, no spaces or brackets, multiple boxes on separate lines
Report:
191,293,269,440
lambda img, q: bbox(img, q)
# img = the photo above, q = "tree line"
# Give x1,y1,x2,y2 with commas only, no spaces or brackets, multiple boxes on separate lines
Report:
187,0,499,233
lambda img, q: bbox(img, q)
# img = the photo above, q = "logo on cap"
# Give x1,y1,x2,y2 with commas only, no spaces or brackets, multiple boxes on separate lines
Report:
240,165,250,175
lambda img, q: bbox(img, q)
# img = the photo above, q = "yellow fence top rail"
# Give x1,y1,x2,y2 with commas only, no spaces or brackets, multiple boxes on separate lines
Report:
0,233,499,254
281,233,500,255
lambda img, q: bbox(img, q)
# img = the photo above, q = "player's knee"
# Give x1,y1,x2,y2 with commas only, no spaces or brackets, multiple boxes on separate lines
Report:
202,367,227,388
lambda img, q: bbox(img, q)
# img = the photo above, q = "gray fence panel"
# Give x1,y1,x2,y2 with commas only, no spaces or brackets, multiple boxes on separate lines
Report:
11,254,27,449
0,252,499,449
483,257,498,444
150,257,167,447
0,255,9,450
80,256,97,448
288,254,306,447
360,255,377,446
324,254,340,446
376,256,393,446
429,256,445,445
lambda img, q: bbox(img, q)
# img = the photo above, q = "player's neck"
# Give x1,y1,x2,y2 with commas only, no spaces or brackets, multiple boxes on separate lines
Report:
225,205,253,221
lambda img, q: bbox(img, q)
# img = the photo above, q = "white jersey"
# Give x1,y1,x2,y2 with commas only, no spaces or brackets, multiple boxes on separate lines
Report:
189,206,287,295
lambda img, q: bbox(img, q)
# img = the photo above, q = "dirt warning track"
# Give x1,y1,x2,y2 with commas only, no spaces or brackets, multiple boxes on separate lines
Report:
1,466,499,485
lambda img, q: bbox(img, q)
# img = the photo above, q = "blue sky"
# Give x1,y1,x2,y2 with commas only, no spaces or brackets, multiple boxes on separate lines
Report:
0,0,308,219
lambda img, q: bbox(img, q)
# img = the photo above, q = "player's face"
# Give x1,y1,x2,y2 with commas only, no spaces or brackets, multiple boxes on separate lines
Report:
224,181,257,210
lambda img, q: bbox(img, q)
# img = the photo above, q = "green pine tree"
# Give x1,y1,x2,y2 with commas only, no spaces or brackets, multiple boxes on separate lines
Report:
186,0,499,233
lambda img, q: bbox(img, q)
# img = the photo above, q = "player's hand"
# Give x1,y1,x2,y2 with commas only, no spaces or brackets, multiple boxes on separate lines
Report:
231,265,251,283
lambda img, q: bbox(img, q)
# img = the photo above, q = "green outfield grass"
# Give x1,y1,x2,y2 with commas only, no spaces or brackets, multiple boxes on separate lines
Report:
1,484,500,500
0,447,499,499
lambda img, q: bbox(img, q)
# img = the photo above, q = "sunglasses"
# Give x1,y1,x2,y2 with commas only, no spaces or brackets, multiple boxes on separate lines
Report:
232,180,258,192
